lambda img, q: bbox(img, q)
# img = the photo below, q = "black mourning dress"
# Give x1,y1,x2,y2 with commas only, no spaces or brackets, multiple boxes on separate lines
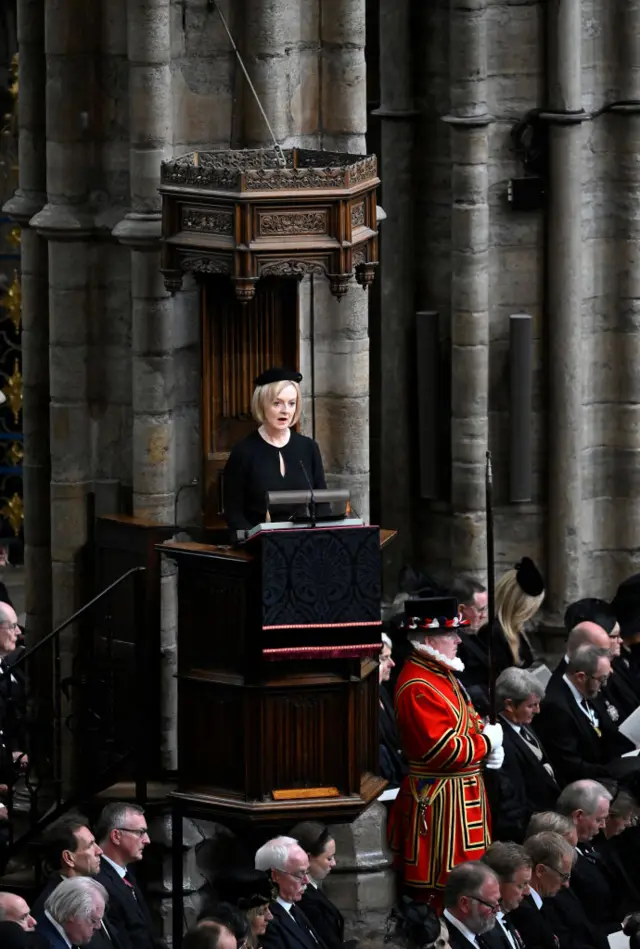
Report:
223,429,328,531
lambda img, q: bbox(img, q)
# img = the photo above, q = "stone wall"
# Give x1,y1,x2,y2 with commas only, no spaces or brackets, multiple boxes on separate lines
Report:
405,0,640,616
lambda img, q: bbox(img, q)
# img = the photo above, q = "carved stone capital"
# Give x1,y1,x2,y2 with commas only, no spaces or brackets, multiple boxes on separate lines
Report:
112,212,163,250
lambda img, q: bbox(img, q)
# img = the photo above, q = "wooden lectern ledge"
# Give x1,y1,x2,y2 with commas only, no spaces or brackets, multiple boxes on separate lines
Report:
160,526,397,559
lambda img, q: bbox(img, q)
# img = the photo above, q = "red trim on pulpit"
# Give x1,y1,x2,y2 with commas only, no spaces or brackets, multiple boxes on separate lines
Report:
262,643,383,661
263,620,382,630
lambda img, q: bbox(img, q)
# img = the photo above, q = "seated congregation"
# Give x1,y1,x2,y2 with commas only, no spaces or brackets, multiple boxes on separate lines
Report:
5,564,640,949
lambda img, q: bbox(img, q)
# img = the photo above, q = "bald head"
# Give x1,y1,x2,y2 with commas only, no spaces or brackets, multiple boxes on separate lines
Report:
0,893,35,931
567,622,610,657
0,602,18,658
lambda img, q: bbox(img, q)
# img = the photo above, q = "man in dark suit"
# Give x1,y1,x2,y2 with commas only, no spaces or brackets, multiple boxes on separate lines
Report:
482,842,533,949
94,802,162,949
510,832,574,949
255,836,327,949
36,877,107,948
0,922,49,949
564,600,640,721
486,669,559,842
535,645,632,787
32,814,120,949
442,861,502,949
554,780,626,938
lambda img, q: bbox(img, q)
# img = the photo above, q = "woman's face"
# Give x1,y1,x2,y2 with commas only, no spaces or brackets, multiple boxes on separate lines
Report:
379,644,395,683
309,838,336,881
504,693,540,725
251,904,273,937
263,384,298,433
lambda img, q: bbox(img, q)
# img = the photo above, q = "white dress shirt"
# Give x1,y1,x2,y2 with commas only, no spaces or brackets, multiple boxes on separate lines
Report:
101,854,127,879
443,910,481,948
528,886,543,910
562,674,600,728
44,910,73,949
496,912,517,949
276,896,294,916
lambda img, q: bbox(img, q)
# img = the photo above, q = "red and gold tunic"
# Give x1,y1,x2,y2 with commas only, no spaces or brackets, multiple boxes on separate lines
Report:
388,650,491,910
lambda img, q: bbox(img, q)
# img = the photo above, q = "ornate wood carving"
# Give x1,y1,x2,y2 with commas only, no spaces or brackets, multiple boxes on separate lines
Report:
260,210,326,236
181,209,233,235
351,202,365,227
259,259,326,278
160,147,380,301
180,255,231,275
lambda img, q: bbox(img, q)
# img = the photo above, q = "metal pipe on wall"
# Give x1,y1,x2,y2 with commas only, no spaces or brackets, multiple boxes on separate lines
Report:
545,0,586,608
509,314,533,503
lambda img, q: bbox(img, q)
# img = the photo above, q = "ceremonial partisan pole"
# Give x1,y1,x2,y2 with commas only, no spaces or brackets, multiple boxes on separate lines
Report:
486,451,497,723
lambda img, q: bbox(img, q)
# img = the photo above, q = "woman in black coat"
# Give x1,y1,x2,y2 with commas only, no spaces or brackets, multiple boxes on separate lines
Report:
289,822,347,949
477,557,544,676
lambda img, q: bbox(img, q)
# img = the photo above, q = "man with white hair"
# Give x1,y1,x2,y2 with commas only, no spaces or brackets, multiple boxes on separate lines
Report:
36,877,107,948
255,836,327,949
0,599,26,792
388,597,504,911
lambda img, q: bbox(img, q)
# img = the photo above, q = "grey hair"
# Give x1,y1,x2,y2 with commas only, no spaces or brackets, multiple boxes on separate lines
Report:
95,802,144,844
495,667,544,710
0,602,14,624
566,645,609,677
524,832,575,871
525,811,575,839
381,633,392,650
556,779,612,817
255,836,299,873
443,861,498,909
44,877,107,923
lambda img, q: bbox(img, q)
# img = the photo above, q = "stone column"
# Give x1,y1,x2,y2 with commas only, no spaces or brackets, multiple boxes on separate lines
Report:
325,803,394,939
545,0,585,609
242,0,301,147
445,0,492,577
611,4,640,587
372,0,417,577
2,0,51,641
113,0,175,524
30,0,97,626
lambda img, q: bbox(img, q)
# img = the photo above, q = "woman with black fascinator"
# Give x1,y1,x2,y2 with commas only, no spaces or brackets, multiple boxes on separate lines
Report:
222,368,328,534
382,897,449,949
478,557,545,676
289,822,349,949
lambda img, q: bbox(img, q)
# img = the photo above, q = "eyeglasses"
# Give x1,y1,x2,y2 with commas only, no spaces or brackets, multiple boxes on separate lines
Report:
279,869,310,883
464,895,501,913
542,864,571,883
0,622,18,630
116,827,149,838
89,915,104,927
587,674,610,684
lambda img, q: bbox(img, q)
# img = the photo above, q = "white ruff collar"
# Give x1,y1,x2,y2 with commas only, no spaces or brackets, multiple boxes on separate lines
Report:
413,641,465,672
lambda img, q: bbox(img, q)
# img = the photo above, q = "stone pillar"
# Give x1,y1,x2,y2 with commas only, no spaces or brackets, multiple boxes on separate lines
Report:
113,0,175,524
320,0,367,153
372,0,417,579
325,803,394,939
242,0,301,147
30,0,97,626
2,0,51,642
609,5,640,589
445,0,492,577
546,0,585,609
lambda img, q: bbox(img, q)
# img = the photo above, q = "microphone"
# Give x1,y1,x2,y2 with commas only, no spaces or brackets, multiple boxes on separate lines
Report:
299,460,317,527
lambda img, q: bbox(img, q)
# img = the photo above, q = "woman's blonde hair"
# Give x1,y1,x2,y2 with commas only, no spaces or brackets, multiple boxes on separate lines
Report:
496,567,544,665
251,380,301,426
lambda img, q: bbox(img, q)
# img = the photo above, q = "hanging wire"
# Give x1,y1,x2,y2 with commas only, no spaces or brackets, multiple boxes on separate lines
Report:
210,0,287,168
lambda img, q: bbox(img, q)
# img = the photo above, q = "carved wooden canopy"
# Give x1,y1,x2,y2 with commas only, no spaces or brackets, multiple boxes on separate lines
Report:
159,148,380,301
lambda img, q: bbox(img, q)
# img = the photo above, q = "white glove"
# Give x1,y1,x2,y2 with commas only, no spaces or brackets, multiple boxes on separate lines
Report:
485,745,505,770
482,722,504,752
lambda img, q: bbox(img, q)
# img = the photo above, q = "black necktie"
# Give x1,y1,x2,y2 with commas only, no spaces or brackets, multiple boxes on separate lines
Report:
290,905,318,944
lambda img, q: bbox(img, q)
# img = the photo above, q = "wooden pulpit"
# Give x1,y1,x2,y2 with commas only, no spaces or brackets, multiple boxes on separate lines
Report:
158,524,392,828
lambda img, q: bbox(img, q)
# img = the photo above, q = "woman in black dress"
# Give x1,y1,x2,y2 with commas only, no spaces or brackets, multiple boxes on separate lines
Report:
288,822,346,949
223,368,327,533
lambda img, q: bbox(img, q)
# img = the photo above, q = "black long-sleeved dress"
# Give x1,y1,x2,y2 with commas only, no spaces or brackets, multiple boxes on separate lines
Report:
223,429,327,531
